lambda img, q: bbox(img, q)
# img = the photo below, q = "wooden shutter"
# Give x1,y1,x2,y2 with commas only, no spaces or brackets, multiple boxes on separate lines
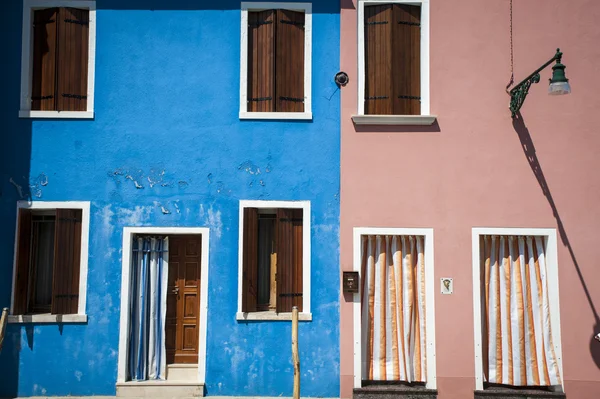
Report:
51,209,82,315
57,8,89,112
13,209,33,315
242,208,259,312
248,11,276,112
31,8,58,111
393,5,421,115
364,5,393,115
275,10,305,112
276,209,303,313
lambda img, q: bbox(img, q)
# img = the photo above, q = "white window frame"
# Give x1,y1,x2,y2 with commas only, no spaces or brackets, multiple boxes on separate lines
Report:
8,201,91,324
236,200,312,321
117,227,211,384
353,0,435,126
239,2,313,121
471,228,564,391
19,0,97,119
352,227,437,389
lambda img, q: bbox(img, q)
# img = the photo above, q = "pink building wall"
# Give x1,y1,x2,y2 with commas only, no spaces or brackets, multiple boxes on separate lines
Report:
339,1,600,398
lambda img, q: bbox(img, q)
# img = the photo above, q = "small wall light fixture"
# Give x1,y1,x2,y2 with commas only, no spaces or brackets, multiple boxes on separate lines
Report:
335,71,349,87
509,48,571,117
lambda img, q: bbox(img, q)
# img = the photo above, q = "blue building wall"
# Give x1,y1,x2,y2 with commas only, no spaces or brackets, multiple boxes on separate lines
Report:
0,1,340,397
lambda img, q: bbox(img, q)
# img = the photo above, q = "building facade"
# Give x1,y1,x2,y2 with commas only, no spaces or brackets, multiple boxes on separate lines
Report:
339,1,600,399
0,0,340,397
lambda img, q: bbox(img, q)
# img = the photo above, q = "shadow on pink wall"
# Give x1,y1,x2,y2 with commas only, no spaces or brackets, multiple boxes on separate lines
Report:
512,113,600,370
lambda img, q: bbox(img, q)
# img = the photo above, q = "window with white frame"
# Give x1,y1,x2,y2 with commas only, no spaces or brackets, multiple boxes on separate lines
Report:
237,201,311,320
10,201,90,323
472,229,564,392
239,2,312,120
19,0,96,118
357,0,430,116
353,228,436,389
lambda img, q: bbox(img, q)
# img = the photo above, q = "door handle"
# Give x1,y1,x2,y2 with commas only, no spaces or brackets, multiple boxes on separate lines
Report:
172,287,179,294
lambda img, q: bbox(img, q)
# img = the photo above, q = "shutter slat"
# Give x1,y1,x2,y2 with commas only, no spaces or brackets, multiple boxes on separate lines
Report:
14,210,33,314
365,5,393,115
32,8,58,111
275,10,305,113
242,208,259,312
57,8,89,112
51,209,82,315
248,11,275,112
393,5,421,115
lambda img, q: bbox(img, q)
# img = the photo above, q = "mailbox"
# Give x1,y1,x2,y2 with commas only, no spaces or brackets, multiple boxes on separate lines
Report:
343,271,359,293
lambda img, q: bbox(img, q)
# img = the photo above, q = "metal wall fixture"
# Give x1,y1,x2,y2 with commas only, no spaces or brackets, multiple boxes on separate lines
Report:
335,71,349,87
509,48,571,117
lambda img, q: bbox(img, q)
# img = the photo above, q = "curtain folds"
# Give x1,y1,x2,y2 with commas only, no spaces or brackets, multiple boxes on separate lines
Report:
361,235,427,382
128,237,169,381
483,235,561,387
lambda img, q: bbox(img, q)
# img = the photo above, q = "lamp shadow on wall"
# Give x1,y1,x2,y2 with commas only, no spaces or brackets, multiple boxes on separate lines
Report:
512,113,600,369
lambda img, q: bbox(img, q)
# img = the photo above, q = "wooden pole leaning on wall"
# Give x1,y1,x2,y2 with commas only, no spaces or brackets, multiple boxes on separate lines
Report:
292,306,300,399
0,307,8,353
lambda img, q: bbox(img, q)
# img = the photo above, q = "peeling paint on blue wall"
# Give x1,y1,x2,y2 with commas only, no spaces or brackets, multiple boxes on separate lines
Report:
0,0,340,398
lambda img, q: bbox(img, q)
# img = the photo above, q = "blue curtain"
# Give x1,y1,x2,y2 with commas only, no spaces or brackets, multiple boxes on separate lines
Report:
128,237,169,381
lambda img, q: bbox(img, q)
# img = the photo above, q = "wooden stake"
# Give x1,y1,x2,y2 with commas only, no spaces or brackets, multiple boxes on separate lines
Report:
0,307,8,353
292,306,300,399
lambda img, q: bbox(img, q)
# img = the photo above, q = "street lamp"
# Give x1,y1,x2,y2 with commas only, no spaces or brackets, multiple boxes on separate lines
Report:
509,48,571,117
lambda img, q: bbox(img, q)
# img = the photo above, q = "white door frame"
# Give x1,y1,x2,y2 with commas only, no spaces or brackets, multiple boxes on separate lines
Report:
117,227,210,384
352,227,437,389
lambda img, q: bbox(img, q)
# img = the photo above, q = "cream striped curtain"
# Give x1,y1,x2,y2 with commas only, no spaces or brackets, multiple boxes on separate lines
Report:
482,235,561,387
361,235,427,382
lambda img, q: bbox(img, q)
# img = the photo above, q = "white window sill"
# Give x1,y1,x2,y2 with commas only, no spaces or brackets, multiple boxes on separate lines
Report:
8,314,88,324
351,114,437,126
239,111,313,121
236,311,312,321
19,110,95,119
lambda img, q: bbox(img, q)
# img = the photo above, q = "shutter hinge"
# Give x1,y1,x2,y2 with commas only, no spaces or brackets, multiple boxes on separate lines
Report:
248,96,272,102
62,94,87,100
280,20,305,27
366,21,388,25
249,20,273,27
279,97,304,103
279,293,303,297
366,96,389,100
64,18,89,26
398,95,421,101
398,21,420,27
58,217,82,223
31,95,54,101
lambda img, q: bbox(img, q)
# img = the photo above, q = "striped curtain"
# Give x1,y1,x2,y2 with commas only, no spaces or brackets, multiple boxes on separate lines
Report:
361,235,427,382
128,237,169,381
482,235,561,386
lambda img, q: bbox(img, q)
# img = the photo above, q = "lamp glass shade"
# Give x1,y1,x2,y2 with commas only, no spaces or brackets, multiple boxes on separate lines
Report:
548,81,571,96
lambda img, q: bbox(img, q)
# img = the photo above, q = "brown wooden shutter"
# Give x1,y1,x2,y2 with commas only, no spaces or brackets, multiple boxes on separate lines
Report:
248,11,276,112
242,208,259,312
31,8,59,111
364,5,393,115
13,209,33,315
51,209,82,315
276,209,303,313
57,8,89,112
392,5,421,115
275,10,305,112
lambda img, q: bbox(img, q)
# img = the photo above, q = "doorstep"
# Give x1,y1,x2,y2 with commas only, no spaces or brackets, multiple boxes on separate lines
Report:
354,385,437,399
116,381,205,399
474,387,566,399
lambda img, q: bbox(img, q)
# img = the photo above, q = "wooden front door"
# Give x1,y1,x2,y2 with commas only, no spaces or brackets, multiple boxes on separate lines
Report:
166,235,201,364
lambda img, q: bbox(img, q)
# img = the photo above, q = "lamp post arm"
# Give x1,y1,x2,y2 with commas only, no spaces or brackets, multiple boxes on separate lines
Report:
509,49,562,117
